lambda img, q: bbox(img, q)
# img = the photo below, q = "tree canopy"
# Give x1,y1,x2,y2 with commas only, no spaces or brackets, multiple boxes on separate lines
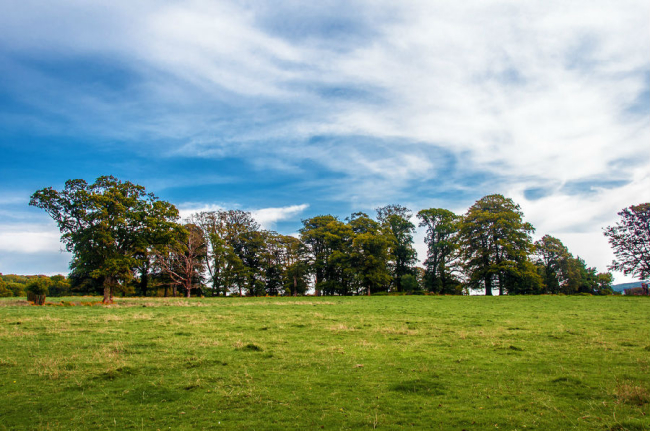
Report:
27,177,616,298
30,176,180,303
458,194,540,295
604,203,650,280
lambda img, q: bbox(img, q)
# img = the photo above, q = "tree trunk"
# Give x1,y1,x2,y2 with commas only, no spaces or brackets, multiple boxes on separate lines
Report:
140,272,148,297
293,275,298,297
485,274,493,296
367,286,371,296
186,284,191,298
103,284,114,304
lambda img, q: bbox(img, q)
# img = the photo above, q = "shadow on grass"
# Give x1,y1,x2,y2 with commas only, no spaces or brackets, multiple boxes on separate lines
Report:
390,378,446,396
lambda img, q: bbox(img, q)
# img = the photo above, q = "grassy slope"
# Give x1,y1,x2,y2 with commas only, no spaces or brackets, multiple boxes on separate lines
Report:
0,296,649,430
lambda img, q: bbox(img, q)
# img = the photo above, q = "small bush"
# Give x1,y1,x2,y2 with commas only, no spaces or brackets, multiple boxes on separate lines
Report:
26,278,50,305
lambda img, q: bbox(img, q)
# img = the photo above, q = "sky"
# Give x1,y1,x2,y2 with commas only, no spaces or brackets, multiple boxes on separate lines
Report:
0,1,648,283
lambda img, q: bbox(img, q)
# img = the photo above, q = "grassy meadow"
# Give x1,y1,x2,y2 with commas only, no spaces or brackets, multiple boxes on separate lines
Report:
0,296,649,430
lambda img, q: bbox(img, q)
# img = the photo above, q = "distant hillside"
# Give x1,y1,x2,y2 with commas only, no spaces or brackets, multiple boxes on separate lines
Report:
612,280,649,292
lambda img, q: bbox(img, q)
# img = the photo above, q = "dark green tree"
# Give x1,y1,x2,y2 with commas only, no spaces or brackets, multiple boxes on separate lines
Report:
30,176,180,303
534,235,572,294
564,256,612,295
458,194,539,295
349,212,391,295
277,234,310,296
417,208,461,294
376,205,417,291
300,215,346,296
26,277,50,305
400,273,420,292
604,203,650,280
48,274,71,297
213,211,259,296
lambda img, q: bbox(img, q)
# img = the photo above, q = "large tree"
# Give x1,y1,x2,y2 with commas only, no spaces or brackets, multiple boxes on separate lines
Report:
349,212,391,295
376,205,417,292
417,208,460,294
221,210,263,296
534,235,572,294
604,203,650,280
458,194,539,295
30,176,180,303
277,234,310,296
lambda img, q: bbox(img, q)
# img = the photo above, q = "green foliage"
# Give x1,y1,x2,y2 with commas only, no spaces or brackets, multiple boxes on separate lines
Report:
25,277,51,304
459,194,539,295
417,208,461,294
376,205,417,291
400,273,419,292
24,180,616,297
48,274,71,296
0,278,11,297
349,212,392,295
30,176,181,303
300,215,353,295
26,277,50,296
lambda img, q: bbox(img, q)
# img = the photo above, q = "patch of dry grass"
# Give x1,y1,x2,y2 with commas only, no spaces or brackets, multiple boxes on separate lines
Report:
616,382,649,406
328,323,356,332
0,300,30,307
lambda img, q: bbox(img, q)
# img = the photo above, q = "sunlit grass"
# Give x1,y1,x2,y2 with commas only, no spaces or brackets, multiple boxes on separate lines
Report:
0,296,648,430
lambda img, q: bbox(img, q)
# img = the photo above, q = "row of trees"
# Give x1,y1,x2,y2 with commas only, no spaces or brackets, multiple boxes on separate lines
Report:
29,177,647,302
0,274,70,298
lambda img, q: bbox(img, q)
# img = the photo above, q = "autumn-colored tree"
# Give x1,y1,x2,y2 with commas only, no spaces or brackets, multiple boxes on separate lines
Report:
604,203,650,280
153,223,207,297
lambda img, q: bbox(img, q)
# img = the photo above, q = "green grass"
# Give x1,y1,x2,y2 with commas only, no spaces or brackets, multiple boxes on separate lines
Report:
0,296,649,430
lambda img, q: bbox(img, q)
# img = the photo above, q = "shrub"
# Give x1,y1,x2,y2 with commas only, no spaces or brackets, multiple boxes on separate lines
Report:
26,278,50,305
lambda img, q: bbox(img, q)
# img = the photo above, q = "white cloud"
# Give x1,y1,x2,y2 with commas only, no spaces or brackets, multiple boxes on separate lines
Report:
177,203,309,230
0,1,648,279
0,224,66,254
252,204,310,230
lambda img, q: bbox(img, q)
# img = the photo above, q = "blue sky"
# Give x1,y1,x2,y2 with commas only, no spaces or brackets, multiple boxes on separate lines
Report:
1,1,648,281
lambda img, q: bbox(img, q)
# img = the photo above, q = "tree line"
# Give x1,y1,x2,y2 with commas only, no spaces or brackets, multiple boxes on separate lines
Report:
26,176,649,303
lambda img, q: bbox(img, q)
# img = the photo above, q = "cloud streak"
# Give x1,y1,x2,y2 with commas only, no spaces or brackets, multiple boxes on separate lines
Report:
0,0,648,280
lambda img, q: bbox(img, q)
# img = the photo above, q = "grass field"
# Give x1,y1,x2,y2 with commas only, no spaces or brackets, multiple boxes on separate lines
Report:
1,296,649,430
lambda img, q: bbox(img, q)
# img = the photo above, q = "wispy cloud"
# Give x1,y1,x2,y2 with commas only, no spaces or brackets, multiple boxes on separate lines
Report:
0,0,648,279
177,203,310,231
252,204,310,230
